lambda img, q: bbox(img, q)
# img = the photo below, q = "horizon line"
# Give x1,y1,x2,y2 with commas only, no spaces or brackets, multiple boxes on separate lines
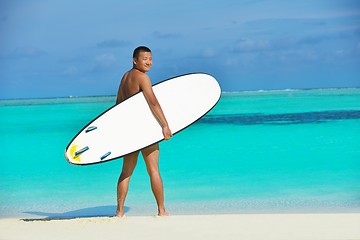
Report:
1,87,360,101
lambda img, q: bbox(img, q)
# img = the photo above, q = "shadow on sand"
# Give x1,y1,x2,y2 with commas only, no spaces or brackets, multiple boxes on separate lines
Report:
22,205,129,221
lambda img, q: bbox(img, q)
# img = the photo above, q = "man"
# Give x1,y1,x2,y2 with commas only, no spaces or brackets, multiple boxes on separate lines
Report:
115,46,172,217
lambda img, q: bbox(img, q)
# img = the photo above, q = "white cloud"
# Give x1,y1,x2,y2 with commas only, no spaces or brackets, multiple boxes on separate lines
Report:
10,46,46,58
95,53,116,65
91,53,117,72
233,39,270,52
96,39,130,48
201,48,217,58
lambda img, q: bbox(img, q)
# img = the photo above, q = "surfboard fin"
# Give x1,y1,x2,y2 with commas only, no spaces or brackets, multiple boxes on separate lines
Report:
74,146,89,157
100,152,111,161
85,126,97,133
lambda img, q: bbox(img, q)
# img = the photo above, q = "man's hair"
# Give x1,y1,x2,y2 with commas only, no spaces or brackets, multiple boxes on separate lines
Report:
133,46,151,59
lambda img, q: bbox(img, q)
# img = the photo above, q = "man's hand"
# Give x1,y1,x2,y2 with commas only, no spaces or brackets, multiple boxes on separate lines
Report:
162,126,173,140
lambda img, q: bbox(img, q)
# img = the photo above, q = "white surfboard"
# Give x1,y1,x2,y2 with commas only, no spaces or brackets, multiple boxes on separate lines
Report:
64,73,221,165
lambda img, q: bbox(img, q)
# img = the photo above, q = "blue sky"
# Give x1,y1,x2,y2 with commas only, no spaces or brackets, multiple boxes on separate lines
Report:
0,0,359,99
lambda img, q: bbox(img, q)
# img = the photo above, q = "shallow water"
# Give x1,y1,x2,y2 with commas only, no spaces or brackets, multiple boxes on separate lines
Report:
1,89,359,218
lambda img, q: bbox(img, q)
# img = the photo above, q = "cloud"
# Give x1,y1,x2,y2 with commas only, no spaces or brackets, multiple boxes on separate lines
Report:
229,36,323,69
10,47,46,59
91,53,117,72
96,39,130,48
233,39,271,52
277,49,319,63
297,27,360,46
200,48,218,58
96,53,116,64
152,31,181,39
232,24,360,57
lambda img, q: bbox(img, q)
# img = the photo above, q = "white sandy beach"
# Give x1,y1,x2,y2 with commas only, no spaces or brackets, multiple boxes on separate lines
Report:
1,213,360,240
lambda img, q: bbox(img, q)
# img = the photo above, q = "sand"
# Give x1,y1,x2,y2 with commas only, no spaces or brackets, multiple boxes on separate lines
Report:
1,213,360,240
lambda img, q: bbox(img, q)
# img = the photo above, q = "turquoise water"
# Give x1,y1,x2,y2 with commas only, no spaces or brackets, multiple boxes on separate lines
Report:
1,89,360,218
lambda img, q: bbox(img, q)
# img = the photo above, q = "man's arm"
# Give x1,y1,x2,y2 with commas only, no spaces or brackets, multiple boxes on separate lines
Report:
139,75,172,140
115,74,126,105
115,87,122,105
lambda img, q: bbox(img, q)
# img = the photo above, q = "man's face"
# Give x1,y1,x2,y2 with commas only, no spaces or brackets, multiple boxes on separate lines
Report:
134,51,152,72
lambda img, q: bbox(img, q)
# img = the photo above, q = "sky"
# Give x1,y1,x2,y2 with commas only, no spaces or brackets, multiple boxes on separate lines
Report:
0,0,359,99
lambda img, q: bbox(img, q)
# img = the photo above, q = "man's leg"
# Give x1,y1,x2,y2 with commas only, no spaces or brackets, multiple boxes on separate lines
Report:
142,144,169,216
116,151,139,217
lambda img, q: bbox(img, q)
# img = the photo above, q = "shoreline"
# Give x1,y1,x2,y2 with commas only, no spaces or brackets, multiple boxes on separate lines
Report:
1,213,360,240
2,203,360,220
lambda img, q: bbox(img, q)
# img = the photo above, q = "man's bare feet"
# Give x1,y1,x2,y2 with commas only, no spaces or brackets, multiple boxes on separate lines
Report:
116,208,126,218
158,209,170,217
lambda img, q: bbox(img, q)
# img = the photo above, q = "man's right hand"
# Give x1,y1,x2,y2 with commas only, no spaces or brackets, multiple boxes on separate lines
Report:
162,126,173,140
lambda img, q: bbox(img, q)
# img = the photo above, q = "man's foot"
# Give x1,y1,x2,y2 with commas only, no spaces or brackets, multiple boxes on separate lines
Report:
115,208,126,218
158,209,170,217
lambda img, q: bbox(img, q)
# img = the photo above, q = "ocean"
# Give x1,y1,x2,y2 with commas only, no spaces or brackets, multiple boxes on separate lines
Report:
0,88,359,218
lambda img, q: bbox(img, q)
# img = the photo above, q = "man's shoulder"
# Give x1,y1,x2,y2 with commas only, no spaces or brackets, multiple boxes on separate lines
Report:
132,70,150,84
129,69,148,78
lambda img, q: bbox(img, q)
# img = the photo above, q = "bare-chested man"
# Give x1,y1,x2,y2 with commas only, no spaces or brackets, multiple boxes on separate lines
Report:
115,46,172,217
